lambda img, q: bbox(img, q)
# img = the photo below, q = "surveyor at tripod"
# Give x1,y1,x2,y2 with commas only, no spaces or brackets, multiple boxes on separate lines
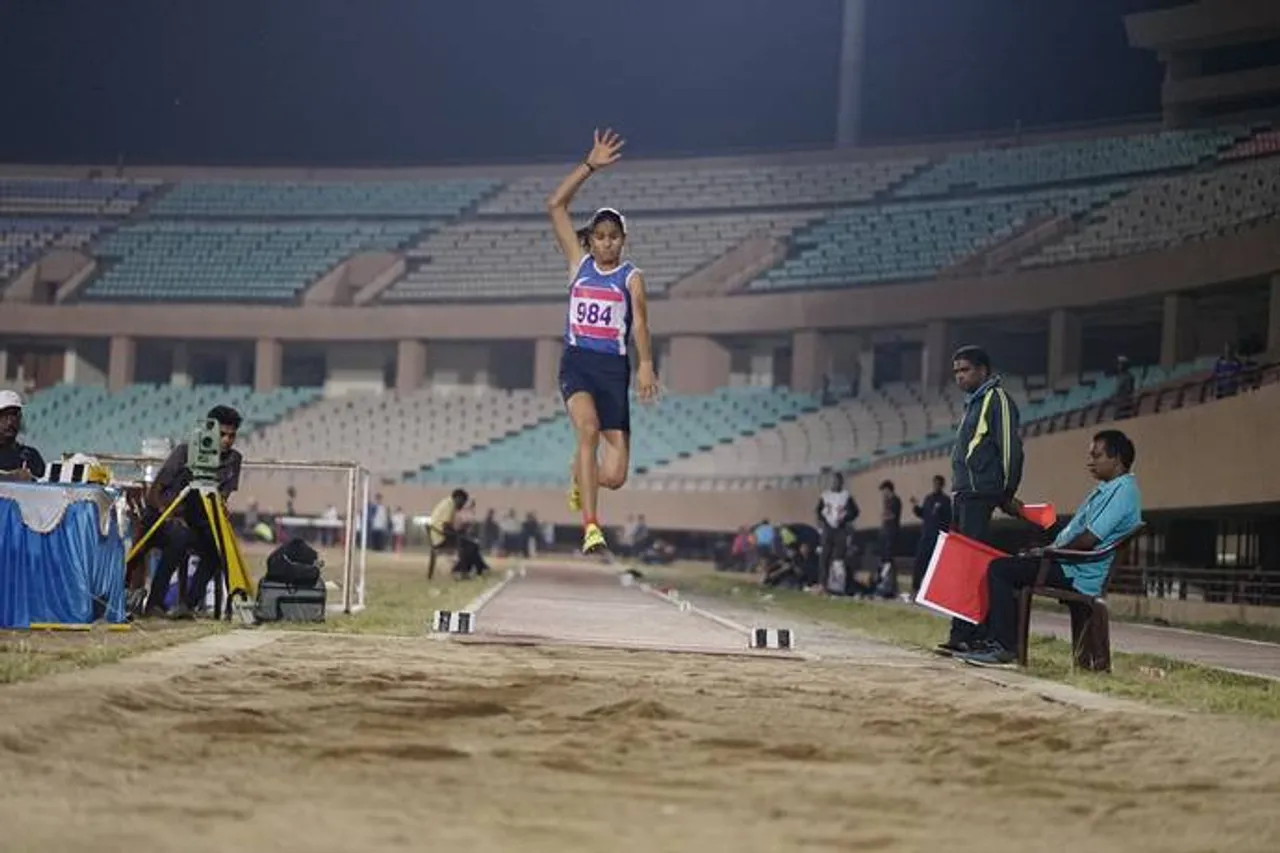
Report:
141,405,243,619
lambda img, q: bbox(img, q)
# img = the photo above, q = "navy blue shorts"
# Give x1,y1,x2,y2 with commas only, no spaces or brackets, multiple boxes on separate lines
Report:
558,346,631,434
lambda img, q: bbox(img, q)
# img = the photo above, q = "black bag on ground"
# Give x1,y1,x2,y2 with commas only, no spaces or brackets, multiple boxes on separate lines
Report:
256,539,326,623
254,578,327,623
264,538,322,586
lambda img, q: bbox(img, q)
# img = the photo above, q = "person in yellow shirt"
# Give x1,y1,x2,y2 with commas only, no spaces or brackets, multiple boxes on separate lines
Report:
428,489,489,579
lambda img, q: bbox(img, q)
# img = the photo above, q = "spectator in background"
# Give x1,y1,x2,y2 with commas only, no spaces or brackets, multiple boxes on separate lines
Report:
876,480,903,596
499,509,521,555
1213,343,1243,399
390,506,407,553
369,494,390,552
752,519,778,570
1110,355,1135,420
816,472,859,591
909,474,952,599
943,345,1024,653
427,489,488,579
0,390,46,482
320,504,339,547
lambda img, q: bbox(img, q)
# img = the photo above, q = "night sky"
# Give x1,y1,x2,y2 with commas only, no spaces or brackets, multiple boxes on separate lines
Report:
0,0,1177,166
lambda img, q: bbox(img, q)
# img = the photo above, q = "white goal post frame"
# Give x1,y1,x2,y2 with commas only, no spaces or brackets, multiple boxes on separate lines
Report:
88,452,371,614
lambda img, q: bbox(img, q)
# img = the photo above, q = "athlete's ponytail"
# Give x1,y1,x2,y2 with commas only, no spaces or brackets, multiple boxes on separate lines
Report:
576,226,592,250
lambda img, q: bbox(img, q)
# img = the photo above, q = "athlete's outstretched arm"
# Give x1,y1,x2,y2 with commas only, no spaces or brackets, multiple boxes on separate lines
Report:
628,270,659,401
546,128,625,270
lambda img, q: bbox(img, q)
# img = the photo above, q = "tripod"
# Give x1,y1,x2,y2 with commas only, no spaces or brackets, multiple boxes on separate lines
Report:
127,480,255,620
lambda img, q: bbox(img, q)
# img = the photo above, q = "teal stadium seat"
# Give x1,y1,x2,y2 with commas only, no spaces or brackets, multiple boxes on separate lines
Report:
894,128,1242,197
749,185,1127,292
81,221,430,303
407,387,821,487
20,384,322,460
147,179,499,218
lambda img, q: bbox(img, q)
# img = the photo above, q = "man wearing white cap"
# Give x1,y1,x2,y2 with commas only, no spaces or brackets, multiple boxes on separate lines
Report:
0,390,46,482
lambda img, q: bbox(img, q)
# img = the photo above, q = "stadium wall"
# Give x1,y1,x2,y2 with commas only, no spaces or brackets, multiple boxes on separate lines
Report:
848,380,1280,522
228,383,1280,531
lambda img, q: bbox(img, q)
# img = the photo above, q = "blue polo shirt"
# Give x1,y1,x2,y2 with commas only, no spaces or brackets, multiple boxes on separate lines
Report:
1051,473,1142,597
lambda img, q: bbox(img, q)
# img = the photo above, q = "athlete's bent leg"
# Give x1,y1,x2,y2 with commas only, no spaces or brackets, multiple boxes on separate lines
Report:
566,392,608,553
598,429,630,490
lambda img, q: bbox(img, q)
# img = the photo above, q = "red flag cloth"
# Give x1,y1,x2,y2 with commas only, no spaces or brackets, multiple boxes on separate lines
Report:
1020,502,1057,530
916,531,1009,624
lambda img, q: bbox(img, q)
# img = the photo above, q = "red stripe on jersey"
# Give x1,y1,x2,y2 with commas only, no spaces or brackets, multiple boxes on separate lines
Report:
571,285,625,302
571,324,619,339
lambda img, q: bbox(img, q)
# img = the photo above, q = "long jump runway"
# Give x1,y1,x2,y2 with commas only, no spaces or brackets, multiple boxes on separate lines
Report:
448,563,804,659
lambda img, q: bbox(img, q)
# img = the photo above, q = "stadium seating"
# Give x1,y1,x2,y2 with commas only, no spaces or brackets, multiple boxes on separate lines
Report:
894,128,1241,197
20,383,320,461
146,179,500,218
0,177,159,216
409,387,821,487
80,221,429,302
643,358,1217,487
382,211,820,301
0,218,109,281
1020,157,1280,268
1219,129,1280,162
749,185,1126,291
476,158,927,215
236,387,565,480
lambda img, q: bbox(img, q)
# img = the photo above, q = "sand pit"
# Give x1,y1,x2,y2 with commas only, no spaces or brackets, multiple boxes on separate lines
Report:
1,630,1278,853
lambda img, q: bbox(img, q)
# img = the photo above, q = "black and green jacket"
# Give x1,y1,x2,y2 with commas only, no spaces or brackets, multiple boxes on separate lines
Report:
950,375,1023,500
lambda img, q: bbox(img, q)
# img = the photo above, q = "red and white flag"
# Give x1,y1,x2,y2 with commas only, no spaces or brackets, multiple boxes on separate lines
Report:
916,531,1009,624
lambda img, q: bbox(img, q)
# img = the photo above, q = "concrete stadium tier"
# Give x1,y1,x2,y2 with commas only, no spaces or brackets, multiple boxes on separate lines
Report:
0,218,110,282
235,387,564,481
408,387,822,488
1220,129,1280,162
749,185,1128,291
1021,156,1280,269
476,158,926,215
146,178,500,218
228,381,1280,531
640,359,1214,486
80,221,430,302
894,127,1242,197
381,212,821,301
0,177,160,216
20,383,320,459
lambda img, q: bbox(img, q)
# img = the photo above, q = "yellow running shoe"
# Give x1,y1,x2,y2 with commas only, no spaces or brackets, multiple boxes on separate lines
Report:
568,477,582,512
582,523,608,555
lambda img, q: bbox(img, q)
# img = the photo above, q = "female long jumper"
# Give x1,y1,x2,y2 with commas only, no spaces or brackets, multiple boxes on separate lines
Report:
545,129,659,555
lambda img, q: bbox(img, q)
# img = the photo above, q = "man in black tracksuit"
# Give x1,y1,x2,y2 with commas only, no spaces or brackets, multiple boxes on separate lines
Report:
940,345,1024,653
909,474,952,598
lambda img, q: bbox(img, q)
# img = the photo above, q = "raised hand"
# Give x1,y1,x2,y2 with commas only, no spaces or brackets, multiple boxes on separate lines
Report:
586,128,625,170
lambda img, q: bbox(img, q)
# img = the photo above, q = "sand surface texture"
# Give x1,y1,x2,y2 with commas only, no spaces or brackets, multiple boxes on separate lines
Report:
2,566,1278,853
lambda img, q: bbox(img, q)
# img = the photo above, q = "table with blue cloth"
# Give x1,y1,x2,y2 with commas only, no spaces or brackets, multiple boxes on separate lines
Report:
0,481,128,629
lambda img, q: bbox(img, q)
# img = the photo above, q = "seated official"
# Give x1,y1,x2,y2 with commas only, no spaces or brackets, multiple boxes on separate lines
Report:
141,405,243,618
428,489,489,579
0,390,46,483
958,430,1142,667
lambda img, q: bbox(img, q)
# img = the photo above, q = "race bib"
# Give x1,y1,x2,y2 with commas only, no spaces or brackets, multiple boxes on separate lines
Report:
569,285,625,335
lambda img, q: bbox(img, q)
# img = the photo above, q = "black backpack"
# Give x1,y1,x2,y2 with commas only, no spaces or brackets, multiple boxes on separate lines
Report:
264,538,322,587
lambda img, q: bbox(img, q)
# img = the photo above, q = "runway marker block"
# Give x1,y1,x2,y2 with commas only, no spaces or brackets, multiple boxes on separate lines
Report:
749,628,794,650
432,610,475,634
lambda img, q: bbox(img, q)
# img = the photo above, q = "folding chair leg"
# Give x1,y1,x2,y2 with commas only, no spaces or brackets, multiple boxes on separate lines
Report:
1015,588,1033,667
